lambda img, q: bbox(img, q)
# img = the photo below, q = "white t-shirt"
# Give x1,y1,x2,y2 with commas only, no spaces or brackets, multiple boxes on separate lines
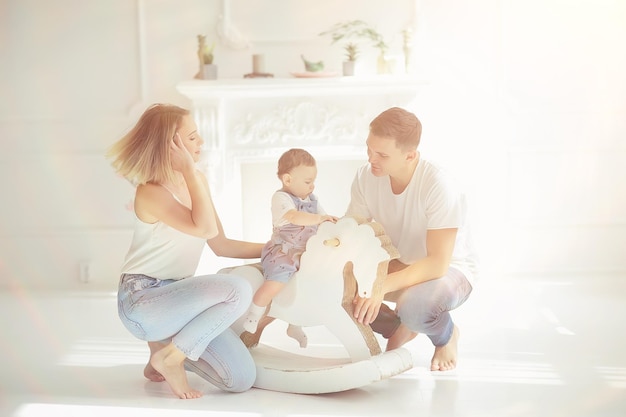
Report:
346,159,479,283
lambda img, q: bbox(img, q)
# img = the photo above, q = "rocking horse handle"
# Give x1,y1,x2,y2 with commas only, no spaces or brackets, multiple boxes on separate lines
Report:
323,237,340,247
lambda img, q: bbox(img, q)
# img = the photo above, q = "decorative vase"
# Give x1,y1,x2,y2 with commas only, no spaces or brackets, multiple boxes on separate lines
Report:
377,52,390,74
203,64,218,80
342,61,356,76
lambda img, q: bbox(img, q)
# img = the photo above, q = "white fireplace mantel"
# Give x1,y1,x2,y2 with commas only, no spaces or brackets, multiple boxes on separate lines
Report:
177,75,427,99
176,75,426,239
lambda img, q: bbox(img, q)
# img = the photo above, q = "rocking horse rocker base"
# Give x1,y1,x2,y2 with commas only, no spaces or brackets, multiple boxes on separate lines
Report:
249,341,416,394
222,217,418,394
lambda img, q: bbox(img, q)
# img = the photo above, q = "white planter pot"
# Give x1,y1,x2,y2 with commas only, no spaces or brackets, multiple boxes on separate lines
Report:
342,61,356,76
203,64,218,80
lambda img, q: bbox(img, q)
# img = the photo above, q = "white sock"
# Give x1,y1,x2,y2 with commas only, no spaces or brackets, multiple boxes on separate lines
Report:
243,303,266,333
286,324,308,348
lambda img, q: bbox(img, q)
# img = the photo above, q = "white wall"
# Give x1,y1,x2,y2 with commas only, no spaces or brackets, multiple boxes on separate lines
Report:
1,0,624,291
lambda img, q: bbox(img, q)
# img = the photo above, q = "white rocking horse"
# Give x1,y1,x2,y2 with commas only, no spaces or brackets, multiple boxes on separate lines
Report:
221,216,417,394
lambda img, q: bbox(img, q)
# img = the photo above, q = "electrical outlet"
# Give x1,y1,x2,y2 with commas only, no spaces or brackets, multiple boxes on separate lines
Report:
79,261,91,283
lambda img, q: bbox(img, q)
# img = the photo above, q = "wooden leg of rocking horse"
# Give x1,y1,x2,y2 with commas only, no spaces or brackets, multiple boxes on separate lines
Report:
341,262,382,357
240,316,275,348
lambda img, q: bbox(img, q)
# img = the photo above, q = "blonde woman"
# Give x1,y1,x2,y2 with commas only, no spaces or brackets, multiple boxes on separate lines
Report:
108,104,261,399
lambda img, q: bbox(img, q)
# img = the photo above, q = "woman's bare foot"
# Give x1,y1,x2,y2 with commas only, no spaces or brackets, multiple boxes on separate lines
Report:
431,325,459,371
150,342,202,399
385,323,418,351
144,362,165,382
144,341,165,382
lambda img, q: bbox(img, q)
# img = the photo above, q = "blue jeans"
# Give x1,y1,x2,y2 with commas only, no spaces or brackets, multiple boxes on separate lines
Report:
371,267,473,347
118,273,256,392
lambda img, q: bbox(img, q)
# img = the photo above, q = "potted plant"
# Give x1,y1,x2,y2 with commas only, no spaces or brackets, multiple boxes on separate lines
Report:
319,20,389,75
342,42,358,76
197,35,217,80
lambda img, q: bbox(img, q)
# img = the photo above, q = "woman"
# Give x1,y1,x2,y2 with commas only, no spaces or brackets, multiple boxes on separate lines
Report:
107,103,262,399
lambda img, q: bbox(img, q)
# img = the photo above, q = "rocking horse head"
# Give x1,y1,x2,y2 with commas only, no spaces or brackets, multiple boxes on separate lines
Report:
267,215,398,331
299,216,393,298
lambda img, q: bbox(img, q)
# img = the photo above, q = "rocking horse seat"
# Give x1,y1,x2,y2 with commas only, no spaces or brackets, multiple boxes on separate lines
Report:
221,216,417,394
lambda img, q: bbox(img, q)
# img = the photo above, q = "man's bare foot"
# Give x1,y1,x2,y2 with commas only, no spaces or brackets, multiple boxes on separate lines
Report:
431,325,459,371
385,323,417,351
150,342,202,399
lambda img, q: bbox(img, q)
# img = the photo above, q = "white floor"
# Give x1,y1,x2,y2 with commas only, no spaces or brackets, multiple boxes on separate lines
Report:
2,276,625,417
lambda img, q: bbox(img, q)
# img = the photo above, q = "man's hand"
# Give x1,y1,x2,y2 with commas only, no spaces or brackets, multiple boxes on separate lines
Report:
352,292,384,326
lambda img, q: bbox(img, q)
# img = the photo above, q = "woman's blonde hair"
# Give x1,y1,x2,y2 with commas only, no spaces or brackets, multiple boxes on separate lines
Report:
106,103,189,185
277,148,316,178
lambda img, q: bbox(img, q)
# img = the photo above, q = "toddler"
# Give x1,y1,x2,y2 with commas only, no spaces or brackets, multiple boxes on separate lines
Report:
243,148,338,346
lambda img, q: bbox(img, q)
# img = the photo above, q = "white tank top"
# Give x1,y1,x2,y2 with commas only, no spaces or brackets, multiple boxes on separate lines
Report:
120,213,206,280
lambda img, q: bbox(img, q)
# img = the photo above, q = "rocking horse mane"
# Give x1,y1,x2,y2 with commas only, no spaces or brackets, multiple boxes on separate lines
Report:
350,216,400,261
297,216,399,299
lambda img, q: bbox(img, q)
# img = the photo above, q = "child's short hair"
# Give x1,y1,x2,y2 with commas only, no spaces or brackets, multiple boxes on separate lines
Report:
277,148,316,178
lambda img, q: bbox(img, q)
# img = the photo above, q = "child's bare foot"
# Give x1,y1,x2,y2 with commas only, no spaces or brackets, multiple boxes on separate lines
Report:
150,342,202,399
431,325,459,371
385,323,417,351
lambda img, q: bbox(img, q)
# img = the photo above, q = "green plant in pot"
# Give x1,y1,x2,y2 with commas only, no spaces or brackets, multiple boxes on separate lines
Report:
344,42,359,62
341,42,359,76
319,20,388,75
197,35,217,79
201,43,214,65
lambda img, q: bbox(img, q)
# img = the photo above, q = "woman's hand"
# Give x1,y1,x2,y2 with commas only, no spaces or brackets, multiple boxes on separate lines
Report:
170,133,195,174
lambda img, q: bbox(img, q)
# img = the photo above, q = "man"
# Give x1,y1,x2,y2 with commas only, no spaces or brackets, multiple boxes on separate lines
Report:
346,107,478,371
